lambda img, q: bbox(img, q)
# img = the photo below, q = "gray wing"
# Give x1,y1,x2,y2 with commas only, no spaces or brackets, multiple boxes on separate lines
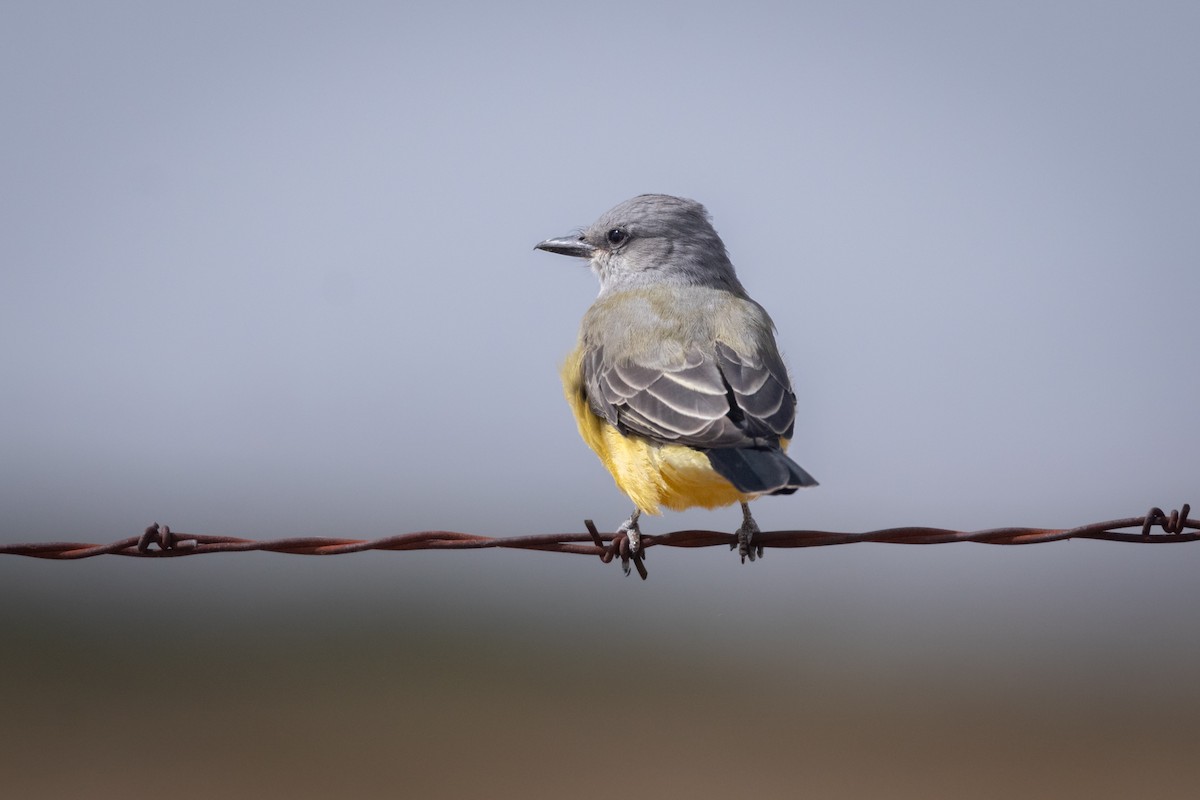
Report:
583,340,796,449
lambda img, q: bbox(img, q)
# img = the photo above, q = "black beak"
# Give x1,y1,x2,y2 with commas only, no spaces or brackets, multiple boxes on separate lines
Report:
534,234,596,259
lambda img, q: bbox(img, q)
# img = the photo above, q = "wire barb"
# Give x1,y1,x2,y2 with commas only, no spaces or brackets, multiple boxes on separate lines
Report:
1,504,1194,581
1142,504,1190,537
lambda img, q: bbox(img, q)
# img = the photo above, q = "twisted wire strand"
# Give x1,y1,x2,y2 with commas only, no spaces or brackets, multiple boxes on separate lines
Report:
1,504,1192,579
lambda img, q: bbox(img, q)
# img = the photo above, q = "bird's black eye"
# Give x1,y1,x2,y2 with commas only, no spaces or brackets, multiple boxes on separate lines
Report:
606,227,628,246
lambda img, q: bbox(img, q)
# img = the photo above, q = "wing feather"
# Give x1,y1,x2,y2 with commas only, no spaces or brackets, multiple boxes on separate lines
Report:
583,339,797,448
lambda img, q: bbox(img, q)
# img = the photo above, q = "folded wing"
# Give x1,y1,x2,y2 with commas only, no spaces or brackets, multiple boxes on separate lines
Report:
583,340,817,493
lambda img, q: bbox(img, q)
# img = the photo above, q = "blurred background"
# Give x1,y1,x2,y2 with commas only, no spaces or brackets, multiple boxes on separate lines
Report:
2,1,1198,797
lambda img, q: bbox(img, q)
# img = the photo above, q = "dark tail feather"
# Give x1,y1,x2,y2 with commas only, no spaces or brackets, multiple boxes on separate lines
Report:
705,448,819,496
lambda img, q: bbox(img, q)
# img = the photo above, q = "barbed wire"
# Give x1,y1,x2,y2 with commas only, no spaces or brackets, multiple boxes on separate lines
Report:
0,503,1192,580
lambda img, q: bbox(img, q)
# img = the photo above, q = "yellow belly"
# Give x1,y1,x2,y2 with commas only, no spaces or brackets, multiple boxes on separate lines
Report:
561,346,755,514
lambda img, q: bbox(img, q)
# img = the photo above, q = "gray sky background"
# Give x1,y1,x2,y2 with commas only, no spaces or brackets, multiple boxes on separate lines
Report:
2,4,1199,793
5,1,1196,547
4,0,1198,587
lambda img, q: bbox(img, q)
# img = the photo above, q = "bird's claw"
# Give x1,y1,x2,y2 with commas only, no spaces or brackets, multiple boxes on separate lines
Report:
613,516,647,578
733,504,764,563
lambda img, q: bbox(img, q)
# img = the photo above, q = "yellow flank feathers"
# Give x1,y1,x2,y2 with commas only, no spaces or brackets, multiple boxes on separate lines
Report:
561,344,756,514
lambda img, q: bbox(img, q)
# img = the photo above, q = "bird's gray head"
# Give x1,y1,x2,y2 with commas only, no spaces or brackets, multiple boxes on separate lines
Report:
535,194,747,297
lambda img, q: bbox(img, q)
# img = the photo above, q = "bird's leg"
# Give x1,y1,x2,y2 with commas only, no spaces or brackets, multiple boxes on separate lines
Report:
734,502,764,563
614,508,643,576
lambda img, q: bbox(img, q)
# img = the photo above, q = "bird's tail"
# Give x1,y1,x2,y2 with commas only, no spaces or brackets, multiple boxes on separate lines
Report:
705,447,818,496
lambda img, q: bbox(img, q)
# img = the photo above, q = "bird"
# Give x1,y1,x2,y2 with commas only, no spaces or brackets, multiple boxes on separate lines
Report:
535,194,817,567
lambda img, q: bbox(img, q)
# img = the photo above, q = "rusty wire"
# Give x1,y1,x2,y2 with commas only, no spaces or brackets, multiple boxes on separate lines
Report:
0,504,1193,580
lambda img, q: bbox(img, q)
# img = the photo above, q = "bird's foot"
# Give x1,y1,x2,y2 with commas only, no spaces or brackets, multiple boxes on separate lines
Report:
616,514,641,558
732,502,764,563
585,510,647,579
612,510,646,578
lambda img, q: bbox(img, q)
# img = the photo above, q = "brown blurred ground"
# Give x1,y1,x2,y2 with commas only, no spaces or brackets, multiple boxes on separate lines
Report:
4,590,1197,800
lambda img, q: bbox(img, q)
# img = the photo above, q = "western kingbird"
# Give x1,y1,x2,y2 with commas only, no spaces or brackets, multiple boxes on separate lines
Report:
536,194,817,564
